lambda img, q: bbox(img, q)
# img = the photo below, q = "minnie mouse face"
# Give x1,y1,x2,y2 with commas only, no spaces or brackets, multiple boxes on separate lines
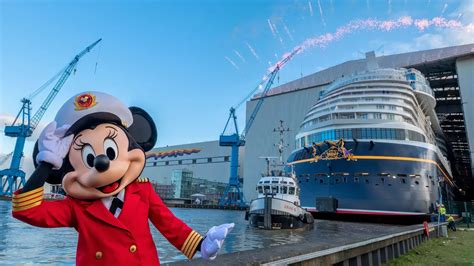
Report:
33,95,158,200
62,123,145,200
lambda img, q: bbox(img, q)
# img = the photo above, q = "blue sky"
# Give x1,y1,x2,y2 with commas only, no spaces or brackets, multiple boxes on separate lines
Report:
1,0,473,158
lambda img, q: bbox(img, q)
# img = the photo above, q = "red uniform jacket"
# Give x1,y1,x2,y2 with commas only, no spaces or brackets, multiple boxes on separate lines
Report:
12,179,203,265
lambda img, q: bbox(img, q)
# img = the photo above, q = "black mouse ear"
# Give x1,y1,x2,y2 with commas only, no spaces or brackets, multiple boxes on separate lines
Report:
32,141,69,184
128,107,157,152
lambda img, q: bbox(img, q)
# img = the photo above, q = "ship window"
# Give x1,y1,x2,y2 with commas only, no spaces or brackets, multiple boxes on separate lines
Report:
263,181,270,184
320,179,324,184
415,181,420,185
289,187,295,195
224,156,229,162
264,186,270,193
208,158,212,163
271,181,279,184
431,181,435,185
401,178,406,184
365,179,369,184
335,178,340,184
282,186,288,194
281,181,288,184
289,182,294,185
343,177,347,183
272,186,279,193
178,160,182,165
354,177,359,183
380,178,385,183
192,159,197,164
258,186,263,193
165,161,169,166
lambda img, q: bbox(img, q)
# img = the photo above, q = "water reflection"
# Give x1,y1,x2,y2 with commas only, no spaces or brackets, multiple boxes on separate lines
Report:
0,201,314,265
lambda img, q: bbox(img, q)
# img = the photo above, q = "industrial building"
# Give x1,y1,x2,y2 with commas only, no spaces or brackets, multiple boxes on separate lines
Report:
142,141,241,200
143,43,474,202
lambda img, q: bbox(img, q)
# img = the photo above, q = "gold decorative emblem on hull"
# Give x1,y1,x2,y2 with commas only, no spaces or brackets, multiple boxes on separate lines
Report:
311,139,356,162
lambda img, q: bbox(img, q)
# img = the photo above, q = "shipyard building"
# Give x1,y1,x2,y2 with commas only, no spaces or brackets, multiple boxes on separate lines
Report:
144,43,474,201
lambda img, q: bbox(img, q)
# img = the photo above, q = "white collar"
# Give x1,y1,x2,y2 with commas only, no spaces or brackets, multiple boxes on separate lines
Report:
101,189,125,218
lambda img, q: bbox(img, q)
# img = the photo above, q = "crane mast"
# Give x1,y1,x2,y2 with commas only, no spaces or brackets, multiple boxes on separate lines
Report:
0,39,102,196
218,47,300,207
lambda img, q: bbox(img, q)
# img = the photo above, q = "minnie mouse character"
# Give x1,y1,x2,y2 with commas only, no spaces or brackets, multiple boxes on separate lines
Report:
12,91,234,265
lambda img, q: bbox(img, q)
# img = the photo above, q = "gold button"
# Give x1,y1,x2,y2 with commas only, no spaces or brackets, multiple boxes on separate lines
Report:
95,251,103,259
129,245,137,253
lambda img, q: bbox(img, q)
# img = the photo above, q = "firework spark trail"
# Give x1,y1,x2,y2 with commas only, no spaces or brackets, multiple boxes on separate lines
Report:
233,49,246,63
282,21,294,41
224,56,239,70
245,42,260,60
267,19,276,36
308,0,314,16
441,3,448,14
272,21,285,45
265,16,464,75
317,0,326,26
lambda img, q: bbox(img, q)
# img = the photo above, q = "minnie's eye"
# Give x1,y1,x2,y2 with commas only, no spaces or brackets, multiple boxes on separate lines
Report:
104,138,118,160
81,145,96,168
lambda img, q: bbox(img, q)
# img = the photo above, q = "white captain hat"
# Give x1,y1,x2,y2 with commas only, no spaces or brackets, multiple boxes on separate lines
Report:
55,91,133,134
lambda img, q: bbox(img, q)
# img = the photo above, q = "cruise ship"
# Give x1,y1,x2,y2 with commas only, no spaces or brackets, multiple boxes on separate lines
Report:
286,62,455,220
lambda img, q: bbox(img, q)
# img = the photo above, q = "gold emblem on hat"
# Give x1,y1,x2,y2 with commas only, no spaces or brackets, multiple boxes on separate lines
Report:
74,93,97,111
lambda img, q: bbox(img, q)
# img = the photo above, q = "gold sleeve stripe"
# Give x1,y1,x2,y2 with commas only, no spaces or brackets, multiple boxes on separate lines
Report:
12,187,44,199
183,233,200,258
12,190,43,203
181,231,198,255
12,194,43,207
12,201,42,212
185,234,203,259
181,231,203,259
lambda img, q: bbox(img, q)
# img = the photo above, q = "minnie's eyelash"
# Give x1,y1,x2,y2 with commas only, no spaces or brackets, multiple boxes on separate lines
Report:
106,129,118,140
73,140,87,151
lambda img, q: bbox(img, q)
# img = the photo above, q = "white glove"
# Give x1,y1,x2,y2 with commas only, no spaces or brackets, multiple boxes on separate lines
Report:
36,121,74,169
201,223,234,260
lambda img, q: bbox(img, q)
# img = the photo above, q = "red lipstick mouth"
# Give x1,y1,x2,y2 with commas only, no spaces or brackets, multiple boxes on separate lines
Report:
97,177,123,194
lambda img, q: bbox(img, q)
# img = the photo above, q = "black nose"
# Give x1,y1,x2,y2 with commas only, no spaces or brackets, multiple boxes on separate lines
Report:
94,155,110,172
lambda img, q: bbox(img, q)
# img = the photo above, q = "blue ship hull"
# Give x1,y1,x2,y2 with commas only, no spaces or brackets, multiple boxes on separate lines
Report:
287,141,453,217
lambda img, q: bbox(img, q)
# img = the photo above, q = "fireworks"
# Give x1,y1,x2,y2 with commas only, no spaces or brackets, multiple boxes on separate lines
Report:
265,16,464,76
224,56,239,70
245,42,260,60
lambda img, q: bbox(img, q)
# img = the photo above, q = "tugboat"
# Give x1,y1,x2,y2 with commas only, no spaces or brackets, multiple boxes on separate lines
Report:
246,121,314,229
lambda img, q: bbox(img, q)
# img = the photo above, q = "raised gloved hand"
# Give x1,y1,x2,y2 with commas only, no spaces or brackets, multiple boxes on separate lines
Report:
200,223,235,260
36,121,74,169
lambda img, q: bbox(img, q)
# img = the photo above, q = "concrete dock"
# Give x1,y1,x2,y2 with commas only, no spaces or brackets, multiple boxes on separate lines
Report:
169,220,442,266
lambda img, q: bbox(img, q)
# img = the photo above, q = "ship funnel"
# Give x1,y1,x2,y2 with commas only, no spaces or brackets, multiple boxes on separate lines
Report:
365,51,379,71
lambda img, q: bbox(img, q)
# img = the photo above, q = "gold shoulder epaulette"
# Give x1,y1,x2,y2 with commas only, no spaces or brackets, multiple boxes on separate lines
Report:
136,177,150,183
